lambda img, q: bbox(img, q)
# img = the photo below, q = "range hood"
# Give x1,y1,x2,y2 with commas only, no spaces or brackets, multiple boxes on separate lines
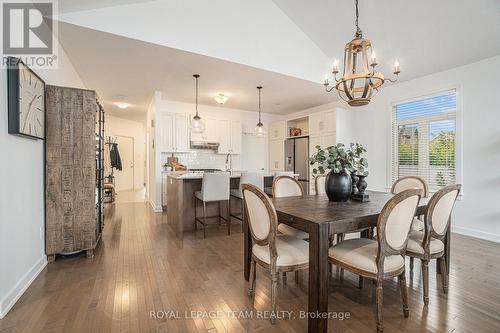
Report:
190,141,220,150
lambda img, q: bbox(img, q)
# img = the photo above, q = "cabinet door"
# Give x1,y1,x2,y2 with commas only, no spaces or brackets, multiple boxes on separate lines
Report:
321,132,336,148
309,113,323,136
323,110,336,133
231,121,242,154
205,118,218,142
216,119,231,154
159,112,175,152
175,113,189,152
269,121,286,141
309,135,321,154
269,140,284,171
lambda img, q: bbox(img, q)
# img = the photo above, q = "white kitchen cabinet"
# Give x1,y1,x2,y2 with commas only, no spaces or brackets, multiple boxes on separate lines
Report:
269,140,284,171
159,112,190,152
323,110,336,133
269,121,286,141
321,132,336,147
217,120,242,155
309,110,336,136
231,121,242,154
191,117,218,142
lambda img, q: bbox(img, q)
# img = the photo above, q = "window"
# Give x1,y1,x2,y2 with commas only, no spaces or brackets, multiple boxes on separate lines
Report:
392,90,457,192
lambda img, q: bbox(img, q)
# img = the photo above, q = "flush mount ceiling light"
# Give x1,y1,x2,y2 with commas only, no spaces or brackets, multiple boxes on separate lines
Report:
114,102,131,109
190,74,205,133
255,86,266,137
323,0,401,107
214,93,229,104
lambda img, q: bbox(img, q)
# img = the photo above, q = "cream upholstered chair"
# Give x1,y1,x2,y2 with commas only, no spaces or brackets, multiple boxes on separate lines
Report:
230,172,264,226
264,171,294,196
243,184,309,324
329,189,421,333
406,184,460,306
314,174,327,195
194,172,230,238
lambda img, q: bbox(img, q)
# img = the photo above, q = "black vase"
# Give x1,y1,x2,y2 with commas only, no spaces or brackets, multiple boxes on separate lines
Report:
351,173,359,194
325,171,352,202
356,175,368,194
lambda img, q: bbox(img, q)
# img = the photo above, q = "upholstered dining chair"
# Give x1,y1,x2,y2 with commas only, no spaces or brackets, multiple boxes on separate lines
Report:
405,184,461,306
264,171,295,196
329,189,422,333
242,184,309,324
230,172,264,229
194,172,230,238
314,174,327,195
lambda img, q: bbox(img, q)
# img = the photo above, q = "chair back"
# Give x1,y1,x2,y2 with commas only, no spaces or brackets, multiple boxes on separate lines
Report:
314,175,327,195
201,172,230,201
242,184,278,253
274,171,294,177
272,176,304,198
377,189,421,258
240,172,264,190
391,176,429,197
424,184,461,238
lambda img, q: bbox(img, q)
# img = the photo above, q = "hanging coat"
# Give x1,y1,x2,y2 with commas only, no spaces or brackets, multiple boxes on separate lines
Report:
110,143,122,170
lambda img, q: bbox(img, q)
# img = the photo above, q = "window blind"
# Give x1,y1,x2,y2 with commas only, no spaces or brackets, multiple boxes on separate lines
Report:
392,90,457,192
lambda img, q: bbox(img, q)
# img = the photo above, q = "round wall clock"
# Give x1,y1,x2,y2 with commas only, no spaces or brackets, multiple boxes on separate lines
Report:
7,57,46,140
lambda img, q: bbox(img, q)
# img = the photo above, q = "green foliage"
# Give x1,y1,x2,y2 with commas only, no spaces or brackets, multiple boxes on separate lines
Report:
436,172,446,187
430,131,455,167
310,142,368,176
399,142,418,165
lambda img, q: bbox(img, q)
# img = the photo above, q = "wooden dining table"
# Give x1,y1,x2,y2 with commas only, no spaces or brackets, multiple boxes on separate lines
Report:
243,190,450,333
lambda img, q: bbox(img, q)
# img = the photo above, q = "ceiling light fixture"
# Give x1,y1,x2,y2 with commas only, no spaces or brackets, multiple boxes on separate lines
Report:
115,102,130,109
191,74,205,133
323,0,400,106
214,93,228,105
255,86,266,137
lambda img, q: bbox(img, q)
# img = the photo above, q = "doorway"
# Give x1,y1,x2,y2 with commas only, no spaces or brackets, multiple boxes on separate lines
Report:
115,135,135,192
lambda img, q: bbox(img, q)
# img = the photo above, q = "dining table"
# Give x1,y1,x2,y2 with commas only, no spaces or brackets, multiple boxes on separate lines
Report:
243,190,450,333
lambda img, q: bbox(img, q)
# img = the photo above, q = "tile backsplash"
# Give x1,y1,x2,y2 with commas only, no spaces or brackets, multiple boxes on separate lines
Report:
161,150,241,170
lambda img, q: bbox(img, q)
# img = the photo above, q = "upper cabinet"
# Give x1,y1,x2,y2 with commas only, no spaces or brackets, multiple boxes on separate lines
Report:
309,110,336,136
269,121,286,141
159,112,190,153
191,116,218,142
217,120,241,155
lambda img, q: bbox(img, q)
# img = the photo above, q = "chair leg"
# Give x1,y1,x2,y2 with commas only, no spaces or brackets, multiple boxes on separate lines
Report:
399,272,409,318
194,197,197,231
439,257,449,294
409,257,414,272
358,276,364,289
227,200,231,235
271,272,278,324
295,271,300,284
241,199,245,233
376,280,384,333
203,201,207,239
422,259,429,306
282,272,287,283
248,259,256,296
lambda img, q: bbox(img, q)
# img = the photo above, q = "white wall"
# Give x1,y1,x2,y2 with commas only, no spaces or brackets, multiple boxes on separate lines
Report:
58,0,330,83
106,115,146,190
146,94,158,211
0,42,85,318
338,55,500,243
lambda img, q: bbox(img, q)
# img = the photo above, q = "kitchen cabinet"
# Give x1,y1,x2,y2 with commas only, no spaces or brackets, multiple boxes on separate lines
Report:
269,140,285,171
217,120,242,155
191,116,217,142
309,110,336,136
269,121,286,141
160,112,190,152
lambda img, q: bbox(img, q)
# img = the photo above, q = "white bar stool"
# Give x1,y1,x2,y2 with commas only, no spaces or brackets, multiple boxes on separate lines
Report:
230,172,264,228
194,172,230,238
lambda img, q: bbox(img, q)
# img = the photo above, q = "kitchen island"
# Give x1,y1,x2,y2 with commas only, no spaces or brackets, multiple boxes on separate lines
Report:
166,172,276,239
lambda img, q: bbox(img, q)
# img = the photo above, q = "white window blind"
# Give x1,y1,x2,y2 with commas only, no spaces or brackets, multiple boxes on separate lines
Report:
392,90,457,192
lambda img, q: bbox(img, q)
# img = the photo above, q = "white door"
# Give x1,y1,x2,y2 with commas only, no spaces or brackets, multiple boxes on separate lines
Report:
160,112,174,152
241,133,266,171
115,136,135,191
216,119,231,154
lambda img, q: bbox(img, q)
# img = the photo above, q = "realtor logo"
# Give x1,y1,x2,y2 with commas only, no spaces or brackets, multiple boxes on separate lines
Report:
1,0,57,68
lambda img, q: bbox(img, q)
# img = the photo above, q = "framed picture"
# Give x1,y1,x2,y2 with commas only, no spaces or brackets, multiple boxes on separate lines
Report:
7,57,46,140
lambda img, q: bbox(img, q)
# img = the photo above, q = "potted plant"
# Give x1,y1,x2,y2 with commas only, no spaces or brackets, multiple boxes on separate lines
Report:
310,143,356,201
350,143,369,197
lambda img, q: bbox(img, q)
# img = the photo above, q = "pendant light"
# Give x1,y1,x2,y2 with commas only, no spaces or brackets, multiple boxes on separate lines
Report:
255,86,266,137
190,74,205,133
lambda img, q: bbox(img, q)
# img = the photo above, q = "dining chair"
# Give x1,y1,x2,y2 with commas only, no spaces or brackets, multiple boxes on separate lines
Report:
194,172,230,238
230,172,264,228
264,171,295,196
242,183,309,324
329,189,422,333
391,176,430,270
314,174,327,195
405,184,461,306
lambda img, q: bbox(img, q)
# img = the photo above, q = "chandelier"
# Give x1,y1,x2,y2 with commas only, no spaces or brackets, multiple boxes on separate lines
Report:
323,0,400,107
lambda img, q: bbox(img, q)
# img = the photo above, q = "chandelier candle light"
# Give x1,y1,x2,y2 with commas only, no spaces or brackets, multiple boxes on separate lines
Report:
323,0,401,106
191,74,205,133
255,86,266,137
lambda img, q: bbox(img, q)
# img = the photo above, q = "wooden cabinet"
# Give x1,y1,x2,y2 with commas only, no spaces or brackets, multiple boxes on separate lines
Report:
217,120,242,155
269,121,286,141
269,140,285,171
160,112,190,152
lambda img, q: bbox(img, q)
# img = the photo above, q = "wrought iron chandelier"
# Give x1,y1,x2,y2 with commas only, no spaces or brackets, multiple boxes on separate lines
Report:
323,0,400,107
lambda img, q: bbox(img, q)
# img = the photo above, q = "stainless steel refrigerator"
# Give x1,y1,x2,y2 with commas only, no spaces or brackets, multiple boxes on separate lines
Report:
285,137,309,194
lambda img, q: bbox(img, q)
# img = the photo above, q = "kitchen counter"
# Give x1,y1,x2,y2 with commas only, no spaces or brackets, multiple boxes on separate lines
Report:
167,171,286,180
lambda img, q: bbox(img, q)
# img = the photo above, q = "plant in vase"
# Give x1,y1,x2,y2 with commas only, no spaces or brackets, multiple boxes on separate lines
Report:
310,143,356,202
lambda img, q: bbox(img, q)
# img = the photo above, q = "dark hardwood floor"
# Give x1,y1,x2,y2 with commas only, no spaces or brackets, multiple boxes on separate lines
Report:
1,202,499,332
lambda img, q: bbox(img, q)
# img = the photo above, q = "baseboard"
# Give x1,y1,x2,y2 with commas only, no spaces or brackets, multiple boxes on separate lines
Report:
149,200,163,213
452,226,500,243
0,255,47,319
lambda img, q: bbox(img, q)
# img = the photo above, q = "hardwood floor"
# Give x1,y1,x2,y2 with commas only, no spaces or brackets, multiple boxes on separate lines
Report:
1,202,499,332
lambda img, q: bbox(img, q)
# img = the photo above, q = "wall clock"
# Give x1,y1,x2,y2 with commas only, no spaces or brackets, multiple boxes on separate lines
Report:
7,57,46,140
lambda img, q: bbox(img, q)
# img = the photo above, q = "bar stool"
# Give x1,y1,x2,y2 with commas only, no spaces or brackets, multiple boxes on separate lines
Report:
230,172,264,229
194,172,230,238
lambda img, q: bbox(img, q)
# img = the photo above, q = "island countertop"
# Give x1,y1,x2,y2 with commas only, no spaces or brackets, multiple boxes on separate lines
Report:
167,171,298,180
